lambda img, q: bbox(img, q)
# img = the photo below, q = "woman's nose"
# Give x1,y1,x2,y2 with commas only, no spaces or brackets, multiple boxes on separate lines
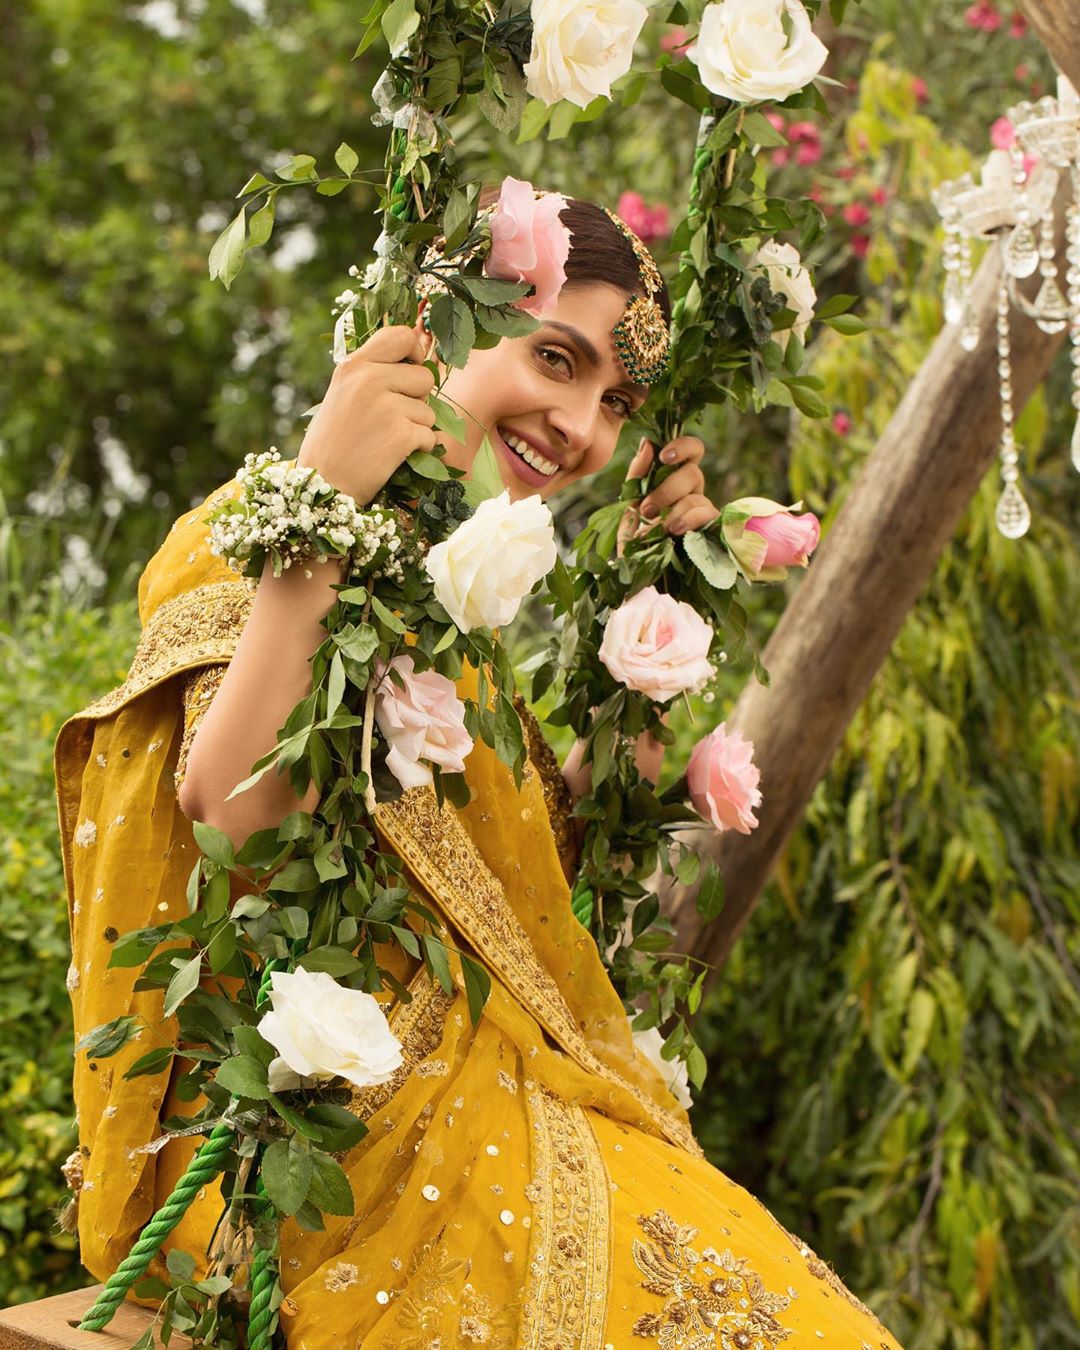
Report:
547,395,599,456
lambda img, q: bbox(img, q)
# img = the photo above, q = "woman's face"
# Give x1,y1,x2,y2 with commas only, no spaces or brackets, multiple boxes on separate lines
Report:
431,282,649,502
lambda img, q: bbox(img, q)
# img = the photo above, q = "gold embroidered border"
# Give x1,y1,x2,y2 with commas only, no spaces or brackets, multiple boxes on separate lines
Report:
521,1089,609,1349
375,787,701,1157
79,581,254,722
347,970,456,1124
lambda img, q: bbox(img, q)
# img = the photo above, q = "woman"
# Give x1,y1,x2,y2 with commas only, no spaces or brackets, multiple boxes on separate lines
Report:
55,192,901,1348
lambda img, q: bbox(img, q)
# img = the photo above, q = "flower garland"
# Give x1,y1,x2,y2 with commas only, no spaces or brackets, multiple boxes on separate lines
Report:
76,1,863,1343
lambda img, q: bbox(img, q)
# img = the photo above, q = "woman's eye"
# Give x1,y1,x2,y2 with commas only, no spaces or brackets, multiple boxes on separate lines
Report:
606,395,633,419
538,346,572,374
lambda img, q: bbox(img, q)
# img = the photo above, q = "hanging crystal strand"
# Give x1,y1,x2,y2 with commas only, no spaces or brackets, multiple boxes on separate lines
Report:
942,211,966,324
1003,143,1040,278
1034,209,1069,332
1067,165,1080,473
993,268,1031,538
959,230,980,350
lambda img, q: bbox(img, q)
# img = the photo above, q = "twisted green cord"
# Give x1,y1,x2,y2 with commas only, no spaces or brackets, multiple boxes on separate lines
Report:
245,1176,278,1350
79,958,285,1335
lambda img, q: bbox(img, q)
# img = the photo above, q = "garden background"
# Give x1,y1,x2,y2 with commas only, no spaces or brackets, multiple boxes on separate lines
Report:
1,0,1078,1344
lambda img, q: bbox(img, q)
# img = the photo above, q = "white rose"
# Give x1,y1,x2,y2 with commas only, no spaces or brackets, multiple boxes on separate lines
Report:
374,654,474,791
632,1023,693,1110
749,239,817,349
256,968,404,1093
425,490,557,633
524,0,649,109
687,0,828,105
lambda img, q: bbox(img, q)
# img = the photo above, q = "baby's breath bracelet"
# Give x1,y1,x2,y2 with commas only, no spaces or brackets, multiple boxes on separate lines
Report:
208,449,406,581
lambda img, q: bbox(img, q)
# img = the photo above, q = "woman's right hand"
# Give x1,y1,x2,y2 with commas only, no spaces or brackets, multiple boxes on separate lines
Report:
297,323,438,505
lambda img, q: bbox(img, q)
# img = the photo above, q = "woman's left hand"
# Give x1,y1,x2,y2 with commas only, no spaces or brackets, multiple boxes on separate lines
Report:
624,435,720,537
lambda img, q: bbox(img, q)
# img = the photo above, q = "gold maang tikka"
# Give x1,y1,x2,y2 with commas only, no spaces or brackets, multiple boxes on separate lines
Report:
601,207,671,385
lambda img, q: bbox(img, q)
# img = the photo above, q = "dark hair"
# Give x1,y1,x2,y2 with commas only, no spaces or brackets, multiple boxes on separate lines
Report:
477,187,671,325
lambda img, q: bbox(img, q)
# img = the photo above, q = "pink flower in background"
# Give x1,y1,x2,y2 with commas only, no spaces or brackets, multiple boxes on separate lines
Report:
837,164,856,180
687,724,762,835
991,116,1016,149
616,191,671,243
789,121,823,166
965,0,1003,31
870,186,888,206
796,141,823,166
833,411,853,435
843,202,872,227
1022,151,1038,178
1009,10,1027,37
913,77,929,104
1015,62,1030,80
660,25,691,53
772,147,792,168
374,655,474,790
765,111,787,133
599,585,714,703
851,233,871,258
745,511,821,570
485,176,571,317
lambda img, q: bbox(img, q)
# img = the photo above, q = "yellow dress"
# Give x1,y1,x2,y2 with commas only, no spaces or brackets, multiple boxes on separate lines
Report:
55,481,902,1350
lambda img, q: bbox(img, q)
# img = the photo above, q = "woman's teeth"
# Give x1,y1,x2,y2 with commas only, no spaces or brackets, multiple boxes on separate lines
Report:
502,430,558,477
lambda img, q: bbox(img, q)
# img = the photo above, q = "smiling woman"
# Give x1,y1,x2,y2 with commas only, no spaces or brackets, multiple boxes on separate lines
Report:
55,183,902,1347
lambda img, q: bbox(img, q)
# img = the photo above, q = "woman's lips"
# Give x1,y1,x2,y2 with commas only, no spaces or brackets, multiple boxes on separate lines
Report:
492,426,555,489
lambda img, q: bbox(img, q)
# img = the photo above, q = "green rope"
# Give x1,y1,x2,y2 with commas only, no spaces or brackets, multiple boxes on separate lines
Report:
77,1123,236,1331
79,958,286,1335
245,1177,278,1350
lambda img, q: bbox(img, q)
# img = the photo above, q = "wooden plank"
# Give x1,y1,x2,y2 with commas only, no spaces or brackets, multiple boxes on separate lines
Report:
1018,0,1080,94
0,1285,191,1350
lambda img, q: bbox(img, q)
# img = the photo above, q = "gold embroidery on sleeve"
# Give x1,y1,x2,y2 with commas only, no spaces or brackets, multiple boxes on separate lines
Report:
521,1089,610,1349
630,1210,794,1348
514,696,578,876
174,663,229,793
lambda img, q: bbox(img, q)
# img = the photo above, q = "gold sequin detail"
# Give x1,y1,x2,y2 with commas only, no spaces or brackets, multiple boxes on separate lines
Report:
347,970,455,1125
630,1210,794,1347
521,1088,609,1348
378,1242,518,1349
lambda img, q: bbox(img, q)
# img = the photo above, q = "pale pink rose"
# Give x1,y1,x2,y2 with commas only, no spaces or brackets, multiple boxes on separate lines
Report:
599,585,714,704
687,723,762,835
374,654,473,790
745,511,821,568
485,176,571,317
990,116,1016,150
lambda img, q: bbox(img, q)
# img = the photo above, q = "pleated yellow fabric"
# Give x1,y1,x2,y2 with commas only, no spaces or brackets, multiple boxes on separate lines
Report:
55,482,902,1348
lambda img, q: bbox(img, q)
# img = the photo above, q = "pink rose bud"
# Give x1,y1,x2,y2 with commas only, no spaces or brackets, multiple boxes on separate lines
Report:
599,585,714,704
374,654,474,791
660,26,691,53
721,497,819,582
832,411,852,435
990,116,1016,150
687,723,762,835
485,176,572,317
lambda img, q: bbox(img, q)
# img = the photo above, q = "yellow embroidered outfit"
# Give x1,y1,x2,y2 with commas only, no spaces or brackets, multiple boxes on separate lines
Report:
55,483,902,1349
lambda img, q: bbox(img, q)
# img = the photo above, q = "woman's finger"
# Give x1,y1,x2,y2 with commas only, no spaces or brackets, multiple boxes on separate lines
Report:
626,436,655,480
657,434,706,467
640,462,706,517
665,494,721,535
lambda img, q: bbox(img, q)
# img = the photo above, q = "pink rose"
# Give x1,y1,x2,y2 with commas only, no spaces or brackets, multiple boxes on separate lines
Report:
374,654,473,790
843,202,871,228
772,147,792,168
795,141,823,167
788,120,819,144
616,191,671,244
991,116,1016,150
1009,11,1026,37
912,77,929,104
687,723,762,835
832,411,852,435
485,176,571,318
851,233,870,258
599,585,714,704
765,111,787,134
745,511,821,568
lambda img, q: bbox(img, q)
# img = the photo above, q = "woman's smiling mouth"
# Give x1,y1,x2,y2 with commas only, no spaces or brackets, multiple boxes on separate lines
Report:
494,425,561,485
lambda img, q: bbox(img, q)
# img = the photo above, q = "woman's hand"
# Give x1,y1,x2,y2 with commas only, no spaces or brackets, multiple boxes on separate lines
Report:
297,323,438,506
627,435,720,536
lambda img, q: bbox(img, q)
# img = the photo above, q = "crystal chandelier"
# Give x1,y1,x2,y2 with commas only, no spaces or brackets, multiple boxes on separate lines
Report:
932,75,1080,540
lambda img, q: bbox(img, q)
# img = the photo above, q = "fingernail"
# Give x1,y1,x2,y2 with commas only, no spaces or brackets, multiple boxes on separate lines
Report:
661,447,676,463
641,498,656,518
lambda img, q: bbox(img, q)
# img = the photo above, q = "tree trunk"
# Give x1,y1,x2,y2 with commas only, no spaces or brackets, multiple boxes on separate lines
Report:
1018,0,1080,93
668,195,1071,985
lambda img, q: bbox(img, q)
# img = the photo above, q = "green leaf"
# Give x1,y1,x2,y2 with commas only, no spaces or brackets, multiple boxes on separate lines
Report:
163,953,203,1018
166,1248,197,1284
742,109,789,148
517,98,554,143
696,861,726,922
123,1045,176,1080
371,594,407,634
422,933,453,994
207,207,247,291
335,623,379,664
683,531,737,590
463,434,503,508
825,313,868,335
686,1042,707,1089
460,953,491,1027
76,1014,140,1060
316,177,349,197
306,1103,368,1153
428,293,475,369
676,851,701,886
261,1138,313,1217
405,449,451,480
334,141,359,175
326,650,346,717
237,172,272,198
430,396,467,442
815,292,858,319
298,946,364,976
442,185,476,251
547,100,579,141
215,1054,272,1100
193,821,235,869
307,1149,355,1216
454,276,530,307
381,0,419,56
275,154,318,182
788,382,830,418
247,196,275,248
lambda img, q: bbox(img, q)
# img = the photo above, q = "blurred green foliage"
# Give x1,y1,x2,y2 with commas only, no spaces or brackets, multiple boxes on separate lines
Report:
3,0,1079,1342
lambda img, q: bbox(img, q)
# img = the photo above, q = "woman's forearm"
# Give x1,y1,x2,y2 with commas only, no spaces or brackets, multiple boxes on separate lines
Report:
562,725,666,802
178,558,346,846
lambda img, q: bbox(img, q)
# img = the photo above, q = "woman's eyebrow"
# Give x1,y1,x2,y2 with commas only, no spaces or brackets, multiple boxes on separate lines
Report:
541,320,648,401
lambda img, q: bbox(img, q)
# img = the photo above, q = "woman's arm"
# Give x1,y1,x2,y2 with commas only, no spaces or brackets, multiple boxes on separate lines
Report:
561,725,666,801
178,559,344,845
